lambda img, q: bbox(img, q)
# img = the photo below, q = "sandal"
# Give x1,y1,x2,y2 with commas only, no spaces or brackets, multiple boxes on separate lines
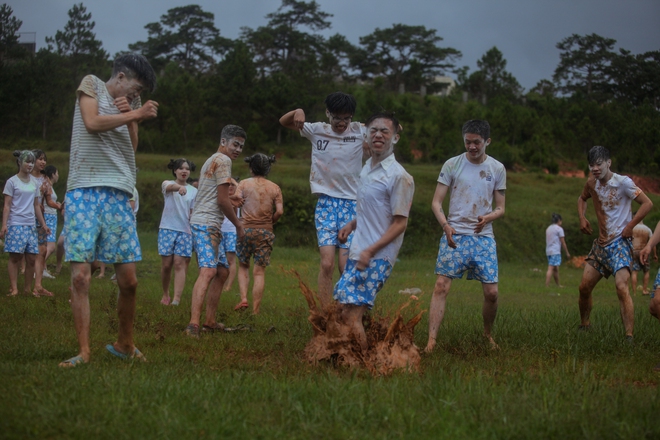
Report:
234,300,249,311
201,322,226,333
36,287,54,297
184,323,200,338
59,355,86,368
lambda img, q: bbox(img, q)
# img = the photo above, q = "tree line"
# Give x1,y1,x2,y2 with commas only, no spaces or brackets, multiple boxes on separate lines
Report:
1,1,659,173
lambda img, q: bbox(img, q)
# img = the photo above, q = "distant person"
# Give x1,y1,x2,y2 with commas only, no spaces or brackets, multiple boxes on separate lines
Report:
42,165,64,279
232,154,283,314
279,92,367,308
639,220,660,370
222,178,240,293
59,53,158,367
2,150,50,297
158,158,197,306
545,213,571,287
426,120,506,353
631,218,656,295
31,149,52,296
577,146,652,340
185,125,246,337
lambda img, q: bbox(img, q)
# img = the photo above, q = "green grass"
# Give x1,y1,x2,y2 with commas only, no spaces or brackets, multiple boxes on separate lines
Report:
1,232,660,439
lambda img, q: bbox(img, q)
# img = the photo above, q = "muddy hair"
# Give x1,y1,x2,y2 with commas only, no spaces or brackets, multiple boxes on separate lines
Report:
324,92,357,115
220,124,247,142
365,112,400,134
43,165,58,179
551,213,562,224
13,150,35,170
244,153,276,177
112,53,157,93
587,146,610,166
462,120,491,140
167,158,196,177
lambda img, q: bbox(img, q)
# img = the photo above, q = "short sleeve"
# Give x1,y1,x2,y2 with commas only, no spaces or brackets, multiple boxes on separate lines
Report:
390,172,415,217
3,177,15,197
76,75,98,101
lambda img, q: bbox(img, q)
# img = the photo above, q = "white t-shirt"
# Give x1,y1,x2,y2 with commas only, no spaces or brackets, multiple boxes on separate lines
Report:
300,121,366,200
438,153,507,238
221,209,239,234
159,181,198,234
3,175,39,226
44,185,58,215
67,75,140,196
349,154,415,265
545,223,565,255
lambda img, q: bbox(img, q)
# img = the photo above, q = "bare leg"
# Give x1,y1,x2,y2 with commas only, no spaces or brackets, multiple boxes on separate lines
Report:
425,275,452,353
61,262,92,364
631,270,639,292
204,266,229,326
251,264,266,314
545,265,553,287
171,255,190,304
7,253,22,295
238,261,250,304
223,252,237,292
189,267,217,327
160,255,173,305
318,246,337,309
614,269,634,337
338,247,349,274
95,262,106,278
482,282,499,348
643,270,650,294
24,254,36,295
55,235,65,274
33,243,49,294
112,263,139,354
341,304,368,352
45,241,56,266
578,264,602,328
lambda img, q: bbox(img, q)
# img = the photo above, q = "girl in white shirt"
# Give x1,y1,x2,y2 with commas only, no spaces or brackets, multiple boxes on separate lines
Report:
158,159,198,306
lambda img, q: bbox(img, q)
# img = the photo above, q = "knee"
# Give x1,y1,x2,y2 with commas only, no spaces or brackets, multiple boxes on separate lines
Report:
71,271,91,290
173,259,186,271
319,258,335,275
483,286,498,303
433,277,450,297
117,274,138,292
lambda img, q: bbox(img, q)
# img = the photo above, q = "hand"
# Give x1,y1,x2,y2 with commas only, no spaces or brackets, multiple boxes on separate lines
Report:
621,223,634,239
114,97,132,113
0,226,7,239
137,100,159,121
43,226,51,237
566,253,571,259
178,186,187,196
357,249,373,271
293,109,305,130
579,217,593,235
640,246,651,266
474,215,489,234
337,223,353,244
236,225,245,240
443,224,457,249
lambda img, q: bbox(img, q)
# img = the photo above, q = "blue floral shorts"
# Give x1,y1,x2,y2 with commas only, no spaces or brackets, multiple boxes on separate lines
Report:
652,270,660,298
4,225,38,254
631,251,650,273
44,213,57,243
315,195,356,249
222,231,237,253
547,254,561,267
36,219,48,245
158,228,193,258
435,235,499,283
586,237,632,279
64,187,141,264
191,224,227,268
333,258,393,309
237,228,275,267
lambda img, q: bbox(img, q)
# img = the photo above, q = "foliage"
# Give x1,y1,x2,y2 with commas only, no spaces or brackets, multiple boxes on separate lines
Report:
464,46,523,102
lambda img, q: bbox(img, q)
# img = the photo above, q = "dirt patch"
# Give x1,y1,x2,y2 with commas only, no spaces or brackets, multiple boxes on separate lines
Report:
558,170,586,178
285,268,425,376
626,175,660,196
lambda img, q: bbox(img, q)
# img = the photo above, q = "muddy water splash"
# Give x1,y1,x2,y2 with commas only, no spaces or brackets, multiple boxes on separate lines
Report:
285,268,426,375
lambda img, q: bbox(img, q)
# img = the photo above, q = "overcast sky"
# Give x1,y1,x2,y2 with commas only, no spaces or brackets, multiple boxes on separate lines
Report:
7,0,660,90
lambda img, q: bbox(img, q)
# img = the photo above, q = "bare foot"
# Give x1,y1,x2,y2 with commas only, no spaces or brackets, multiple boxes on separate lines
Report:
485,334,499,350
7,289,19,297
424,338,437,353
35,287,54,297
160,296,171,306
95,273,105,279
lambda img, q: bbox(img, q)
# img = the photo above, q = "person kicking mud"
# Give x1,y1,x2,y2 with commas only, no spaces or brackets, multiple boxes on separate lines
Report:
333,113,414,352
426,120,506,353
577,146,652,340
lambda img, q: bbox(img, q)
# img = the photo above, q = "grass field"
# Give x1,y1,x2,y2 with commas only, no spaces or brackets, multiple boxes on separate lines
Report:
1,230,660,439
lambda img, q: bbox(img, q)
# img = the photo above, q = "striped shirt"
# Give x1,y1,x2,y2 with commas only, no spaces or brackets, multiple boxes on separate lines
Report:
67,75,141,196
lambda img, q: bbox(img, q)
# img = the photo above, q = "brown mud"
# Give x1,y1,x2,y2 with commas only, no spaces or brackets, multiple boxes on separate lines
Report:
285,268,425,376
569,255,587,269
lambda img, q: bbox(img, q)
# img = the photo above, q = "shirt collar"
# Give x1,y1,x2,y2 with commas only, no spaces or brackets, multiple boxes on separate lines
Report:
367,153,396,174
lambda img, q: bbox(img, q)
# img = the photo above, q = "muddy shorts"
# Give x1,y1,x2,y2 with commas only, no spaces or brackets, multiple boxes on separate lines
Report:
191,224,222,268
586,237,632,279
315,195,356,249
44,213,57,243
216,237,229,269
435,235,499,283
64,187,141,264
35,218,48,245
222,231,237,253
333,258,393,309
631,250,650,273
237,228,275,267
547,254,561,267
652,271,660,299
4,225,39,254
158,228,193,258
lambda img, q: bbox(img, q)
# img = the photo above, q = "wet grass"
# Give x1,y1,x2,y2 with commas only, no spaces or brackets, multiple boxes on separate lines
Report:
1,234,659,439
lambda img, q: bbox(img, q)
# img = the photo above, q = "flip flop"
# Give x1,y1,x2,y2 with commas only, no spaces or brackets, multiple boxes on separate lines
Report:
234,301,249,311
36,287,54,297
59,355,86,368
105,344,146,361
202,323,226,333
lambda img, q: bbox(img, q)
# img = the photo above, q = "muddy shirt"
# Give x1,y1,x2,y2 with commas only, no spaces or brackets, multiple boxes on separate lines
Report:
190,152,232,229
68,75,141,196
632,223,652,251
349,154,415,265
439,153,506,238
580,173,642,246
300,122,366,200
234,177,283,231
